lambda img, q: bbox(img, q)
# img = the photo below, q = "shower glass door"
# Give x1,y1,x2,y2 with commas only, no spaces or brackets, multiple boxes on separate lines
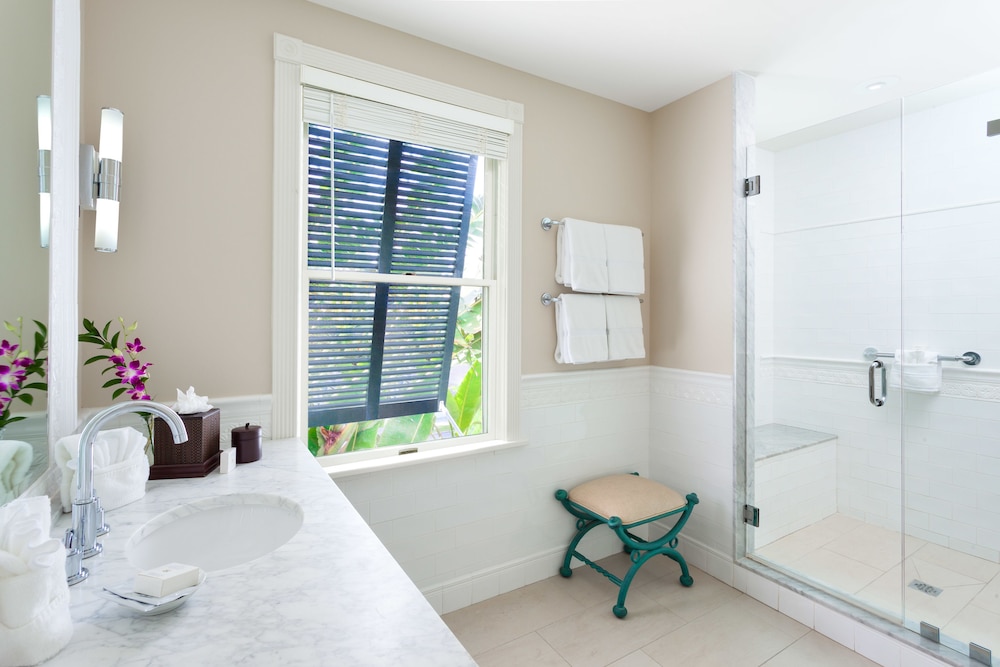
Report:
744,98,905,623
745,68,1000,661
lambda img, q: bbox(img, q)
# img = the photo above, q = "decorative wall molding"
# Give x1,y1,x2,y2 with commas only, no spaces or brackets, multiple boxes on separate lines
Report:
763,356,1000,402
521,367,650,407
649,366,733,406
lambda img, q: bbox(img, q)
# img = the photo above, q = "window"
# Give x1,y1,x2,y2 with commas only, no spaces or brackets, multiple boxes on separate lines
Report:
272,35,523,468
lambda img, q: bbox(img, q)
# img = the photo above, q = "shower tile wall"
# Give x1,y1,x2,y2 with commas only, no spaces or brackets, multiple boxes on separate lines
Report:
755,87,1000,564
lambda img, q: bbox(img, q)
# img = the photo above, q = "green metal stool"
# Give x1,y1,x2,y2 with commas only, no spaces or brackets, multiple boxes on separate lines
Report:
555,473,699,618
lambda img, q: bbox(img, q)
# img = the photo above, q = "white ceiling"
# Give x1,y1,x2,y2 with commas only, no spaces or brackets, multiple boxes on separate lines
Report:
308,0,1000,140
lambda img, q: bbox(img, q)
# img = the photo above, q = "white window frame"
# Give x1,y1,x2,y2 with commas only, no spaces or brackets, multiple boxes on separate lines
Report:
272,34,523,473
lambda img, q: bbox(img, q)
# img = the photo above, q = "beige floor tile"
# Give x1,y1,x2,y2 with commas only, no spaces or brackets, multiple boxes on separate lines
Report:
643,566,743,622
755,514,864,564
473,632,570,667
785,548,884,595
943,602,1000,653
761,631,879,667
641,595,808,667
442,578,585,655
855,565,905,619
607,650,661,667
824,522,921,572
970,570,1000,615
910,543,1000,584
538,590,685,667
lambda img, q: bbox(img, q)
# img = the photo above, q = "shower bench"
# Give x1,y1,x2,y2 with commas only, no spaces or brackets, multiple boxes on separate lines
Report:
555,473,698,618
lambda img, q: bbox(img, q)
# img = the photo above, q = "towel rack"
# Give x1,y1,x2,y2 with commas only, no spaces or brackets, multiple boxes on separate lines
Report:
862,346,981,366
541,217,561,230
541,292,642,306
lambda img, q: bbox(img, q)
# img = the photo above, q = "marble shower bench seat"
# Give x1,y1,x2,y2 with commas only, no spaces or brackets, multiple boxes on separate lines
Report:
752,424,838,548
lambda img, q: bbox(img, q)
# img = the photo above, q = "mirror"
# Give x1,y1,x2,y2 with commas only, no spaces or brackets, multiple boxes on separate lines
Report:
1,0,52,500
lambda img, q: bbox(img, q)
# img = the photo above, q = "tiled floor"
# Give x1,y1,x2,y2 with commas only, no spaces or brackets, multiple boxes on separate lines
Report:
442,551,880,667
755,514,1000,657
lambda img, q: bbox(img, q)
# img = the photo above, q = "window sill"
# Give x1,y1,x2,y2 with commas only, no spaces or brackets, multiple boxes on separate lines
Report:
322,437,528,479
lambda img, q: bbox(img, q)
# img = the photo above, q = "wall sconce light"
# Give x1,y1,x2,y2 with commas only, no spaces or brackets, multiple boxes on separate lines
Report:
80,107,124,252
37,95,51,248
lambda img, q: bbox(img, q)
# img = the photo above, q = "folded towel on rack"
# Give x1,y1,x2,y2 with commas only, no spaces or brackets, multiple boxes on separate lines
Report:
605,296,644,360
888,348,942,393
555,294,609,364
556,218,609,293
605,224,644,295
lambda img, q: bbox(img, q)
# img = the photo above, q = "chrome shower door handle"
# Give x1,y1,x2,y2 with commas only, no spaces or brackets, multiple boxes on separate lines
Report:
868,360,886,407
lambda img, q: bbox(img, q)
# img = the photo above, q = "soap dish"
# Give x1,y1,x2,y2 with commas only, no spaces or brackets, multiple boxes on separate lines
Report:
97,571,207,616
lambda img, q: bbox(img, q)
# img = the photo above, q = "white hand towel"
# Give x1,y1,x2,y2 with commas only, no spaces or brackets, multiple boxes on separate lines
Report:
605,296,645,360
0,441,33,505
888,349,942,393
604,224,644,295
56,426,149,512
554,294,609,364
557,218,609,293
0,496,73,667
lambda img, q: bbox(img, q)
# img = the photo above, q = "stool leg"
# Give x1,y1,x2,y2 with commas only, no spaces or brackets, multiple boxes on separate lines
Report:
559,519,601,578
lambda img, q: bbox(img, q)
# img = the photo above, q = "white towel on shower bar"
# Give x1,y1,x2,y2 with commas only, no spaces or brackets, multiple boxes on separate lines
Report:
555,294,608,364
605,224,644,295
605,296,645,360
888,349,942,393
556,218,609,293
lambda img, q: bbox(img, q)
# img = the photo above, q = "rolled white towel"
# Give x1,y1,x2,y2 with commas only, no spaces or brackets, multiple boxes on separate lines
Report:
0,441,33,505
56,426,149,512
0,496,71,666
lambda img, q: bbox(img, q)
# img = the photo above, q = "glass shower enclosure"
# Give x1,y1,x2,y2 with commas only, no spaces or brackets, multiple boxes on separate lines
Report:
744,69,1000,664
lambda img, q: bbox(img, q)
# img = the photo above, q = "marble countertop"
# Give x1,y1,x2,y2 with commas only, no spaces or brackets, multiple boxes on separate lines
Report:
45,439,475,666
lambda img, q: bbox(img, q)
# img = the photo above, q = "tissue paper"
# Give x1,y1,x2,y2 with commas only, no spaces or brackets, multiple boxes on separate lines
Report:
174,386,213,415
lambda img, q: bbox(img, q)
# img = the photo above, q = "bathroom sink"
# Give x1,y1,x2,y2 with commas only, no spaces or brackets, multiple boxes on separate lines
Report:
125,493,304,572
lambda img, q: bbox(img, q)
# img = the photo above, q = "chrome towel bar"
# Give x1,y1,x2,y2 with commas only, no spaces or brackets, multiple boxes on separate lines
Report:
541,292,642,306
862,347,981,366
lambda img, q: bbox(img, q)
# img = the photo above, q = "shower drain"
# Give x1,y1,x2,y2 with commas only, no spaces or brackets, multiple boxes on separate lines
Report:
909,580,943,597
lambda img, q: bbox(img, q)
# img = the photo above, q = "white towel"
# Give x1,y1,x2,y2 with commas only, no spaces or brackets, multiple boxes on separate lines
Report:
0,441,33,505
888,349,942,393
56,426,149,513
604,224,644,295
0,496,73,667
556,218,609,293
605,296,645,360
554,294,609,364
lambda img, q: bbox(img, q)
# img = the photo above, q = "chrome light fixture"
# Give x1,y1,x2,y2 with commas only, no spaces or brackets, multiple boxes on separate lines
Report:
81,107,124,252
37,95,51,248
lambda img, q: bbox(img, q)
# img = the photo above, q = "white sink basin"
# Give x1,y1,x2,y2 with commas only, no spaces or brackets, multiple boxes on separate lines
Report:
126,493,304,572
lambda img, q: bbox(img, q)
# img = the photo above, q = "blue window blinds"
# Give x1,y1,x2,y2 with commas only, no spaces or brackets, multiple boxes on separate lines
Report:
306,125,479,427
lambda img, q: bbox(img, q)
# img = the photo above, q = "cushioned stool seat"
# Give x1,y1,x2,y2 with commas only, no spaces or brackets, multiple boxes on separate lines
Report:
555,473,699,618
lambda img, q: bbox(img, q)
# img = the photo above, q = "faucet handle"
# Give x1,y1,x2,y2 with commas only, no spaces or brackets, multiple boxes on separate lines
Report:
64,528,89,586
94,498,110,537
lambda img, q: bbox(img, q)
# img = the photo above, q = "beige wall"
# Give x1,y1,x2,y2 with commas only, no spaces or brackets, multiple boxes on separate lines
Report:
650,78,734,375
1,0,50,343
78,0,655,406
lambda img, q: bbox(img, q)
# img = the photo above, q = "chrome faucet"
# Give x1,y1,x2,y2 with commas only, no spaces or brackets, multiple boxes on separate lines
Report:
65,401,187,585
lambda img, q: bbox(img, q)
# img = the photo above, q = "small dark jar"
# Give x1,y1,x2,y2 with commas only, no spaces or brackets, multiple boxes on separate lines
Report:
231,423,262,463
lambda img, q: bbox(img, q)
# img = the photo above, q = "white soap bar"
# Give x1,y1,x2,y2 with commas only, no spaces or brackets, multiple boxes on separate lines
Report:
219,447,236,474
134,562,201,597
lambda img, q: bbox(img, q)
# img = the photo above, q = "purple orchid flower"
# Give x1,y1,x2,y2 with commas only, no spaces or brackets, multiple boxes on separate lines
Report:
126,338,145,355
0,365,22,393
0,339,18,357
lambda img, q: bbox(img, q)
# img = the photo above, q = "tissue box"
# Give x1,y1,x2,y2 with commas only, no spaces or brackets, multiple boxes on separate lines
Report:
150,408,220,479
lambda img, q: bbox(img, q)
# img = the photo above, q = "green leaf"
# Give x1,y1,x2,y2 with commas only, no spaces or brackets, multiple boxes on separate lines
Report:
16,393,33,405
102,378,122,389
377,413,435,447
112,387,128,399
84,354,108,366
445,360,482,435
348,421,380,452
101,321,111,339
